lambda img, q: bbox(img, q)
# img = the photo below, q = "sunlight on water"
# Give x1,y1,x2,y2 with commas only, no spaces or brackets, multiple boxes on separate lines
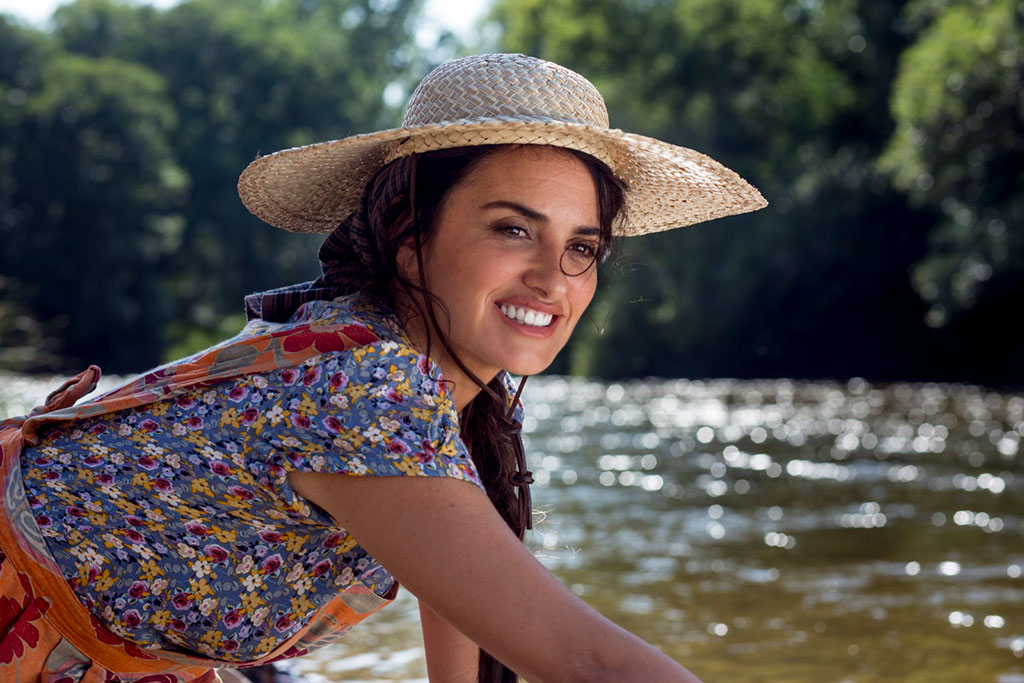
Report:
2,374,1022,681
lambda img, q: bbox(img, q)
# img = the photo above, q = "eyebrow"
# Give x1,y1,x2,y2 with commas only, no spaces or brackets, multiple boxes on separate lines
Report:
480,200,601,236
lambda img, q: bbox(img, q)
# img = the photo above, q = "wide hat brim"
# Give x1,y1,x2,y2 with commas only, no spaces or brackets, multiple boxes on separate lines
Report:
238,119,766,237
238,54,767,236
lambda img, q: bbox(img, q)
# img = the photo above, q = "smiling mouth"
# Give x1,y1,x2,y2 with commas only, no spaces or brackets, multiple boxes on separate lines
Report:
499,304,554,327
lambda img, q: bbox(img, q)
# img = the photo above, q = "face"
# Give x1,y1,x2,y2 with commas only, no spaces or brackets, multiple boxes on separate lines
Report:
401,146,602,390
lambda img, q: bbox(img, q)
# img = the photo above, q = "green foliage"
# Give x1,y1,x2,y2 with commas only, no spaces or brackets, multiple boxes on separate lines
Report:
0,0,419,373
879,0,1023,327
497,0,946,380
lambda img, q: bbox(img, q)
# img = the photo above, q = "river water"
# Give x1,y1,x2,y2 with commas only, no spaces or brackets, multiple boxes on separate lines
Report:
2,374,1022,682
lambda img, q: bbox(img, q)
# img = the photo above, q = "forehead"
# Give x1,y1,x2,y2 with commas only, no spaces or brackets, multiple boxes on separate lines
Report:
451,145,599,206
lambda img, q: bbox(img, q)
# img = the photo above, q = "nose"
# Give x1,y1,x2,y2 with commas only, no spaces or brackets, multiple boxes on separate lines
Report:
522,244,569,299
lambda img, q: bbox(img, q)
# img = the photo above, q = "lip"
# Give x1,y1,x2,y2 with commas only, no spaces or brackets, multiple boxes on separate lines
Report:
495,302,560,338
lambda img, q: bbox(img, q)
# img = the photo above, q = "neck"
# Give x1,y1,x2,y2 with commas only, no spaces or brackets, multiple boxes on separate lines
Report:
395,301,494,413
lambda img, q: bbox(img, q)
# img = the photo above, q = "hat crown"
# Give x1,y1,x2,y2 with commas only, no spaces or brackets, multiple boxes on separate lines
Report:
403,53,610,128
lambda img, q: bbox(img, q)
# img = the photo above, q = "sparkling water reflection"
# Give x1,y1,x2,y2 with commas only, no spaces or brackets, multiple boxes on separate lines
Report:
2,375,1022,682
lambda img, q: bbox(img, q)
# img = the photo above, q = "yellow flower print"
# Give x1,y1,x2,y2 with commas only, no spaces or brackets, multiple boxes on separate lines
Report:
240,590,266,610
95,570,118,592
290,593,315,613
190,478,212,496
298,394,318,416
256,636,279,656
149,401,170,417
219,407,241,429
199,630,222,650
347,383,369,401
151,609,171,627
213,527,238,544
393,457,420,476
190,576,214,598
140,558,165,580
284,533,309,553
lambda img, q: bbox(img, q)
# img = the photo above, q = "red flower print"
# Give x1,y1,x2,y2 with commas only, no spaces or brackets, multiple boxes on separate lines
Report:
89,424,107,435
34,514,51,528
323,416,342,432
96,473,114,486
385,389,404,404
128,581,147,599
176,396,196,409
291,413,311,430
204,544,229,562
169,618,186,632
153,478,173,493
274,614,293,632
0,580,48,665
322,532,343,548
138,456,158,470
241,408,259,425
227,485,255,501
301,366,322,386
223,610,243,628
186,416,204,431
258,529,281,543
83,456,101,467
123,610,142,628
228,385,249,402
329,371,349,389
260,554,283,573
311,559,332,577
171,593,192,610
280,368,300,385
139,419,159,433
417,355,432,376
125,529,144,544
222,639,239,653
33,456,51,466
67,506,86,518
126,515,146,526
209,461,230,476
340,325,378,346
388,439,410,455
185,521,209,536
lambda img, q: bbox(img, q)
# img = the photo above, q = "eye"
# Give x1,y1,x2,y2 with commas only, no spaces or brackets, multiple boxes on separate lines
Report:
493,222,530,239
560,240,601,276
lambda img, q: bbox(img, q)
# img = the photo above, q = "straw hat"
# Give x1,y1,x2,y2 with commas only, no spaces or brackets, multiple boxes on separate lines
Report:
238,53,766,237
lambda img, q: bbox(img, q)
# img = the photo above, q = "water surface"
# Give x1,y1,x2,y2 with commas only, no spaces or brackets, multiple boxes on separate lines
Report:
4,374,1022,682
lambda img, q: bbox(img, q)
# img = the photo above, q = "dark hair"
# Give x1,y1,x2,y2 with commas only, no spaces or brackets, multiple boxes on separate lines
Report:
339,144,625,683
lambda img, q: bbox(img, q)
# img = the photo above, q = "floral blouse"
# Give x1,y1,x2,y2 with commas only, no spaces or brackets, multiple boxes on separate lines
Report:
18,294,488,662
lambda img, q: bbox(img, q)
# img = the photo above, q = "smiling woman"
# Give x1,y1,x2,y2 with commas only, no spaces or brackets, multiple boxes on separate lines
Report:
0,54,765,683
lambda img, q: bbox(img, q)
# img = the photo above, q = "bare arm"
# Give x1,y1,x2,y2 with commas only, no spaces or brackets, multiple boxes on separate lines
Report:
289,471,703,683
420,599,478,683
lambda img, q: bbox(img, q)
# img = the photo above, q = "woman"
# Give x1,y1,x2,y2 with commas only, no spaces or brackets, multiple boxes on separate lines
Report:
0,54,765,682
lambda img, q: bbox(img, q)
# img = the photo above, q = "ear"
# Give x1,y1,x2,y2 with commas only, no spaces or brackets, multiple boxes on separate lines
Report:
396,239,421,281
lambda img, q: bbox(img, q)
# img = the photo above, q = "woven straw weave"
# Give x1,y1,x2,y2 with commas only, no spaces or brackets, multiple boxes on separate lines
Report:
238,54,766,236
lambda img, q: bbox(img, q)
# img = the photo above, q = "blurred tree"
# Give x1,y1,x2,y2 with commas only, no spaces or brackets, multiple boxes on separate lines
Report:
495,0,949,381
0,17,186,371
0,0,420,372
879,0,1023,339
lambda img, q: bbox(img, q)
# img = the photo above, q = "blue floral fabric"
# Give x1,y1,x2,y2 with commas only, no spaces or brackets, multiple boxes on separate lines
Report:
18,294,485,662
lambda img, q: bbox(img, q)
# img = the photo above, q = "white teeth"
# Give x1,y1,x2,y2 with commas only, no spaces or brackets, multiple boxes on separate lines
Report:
500,304,553,327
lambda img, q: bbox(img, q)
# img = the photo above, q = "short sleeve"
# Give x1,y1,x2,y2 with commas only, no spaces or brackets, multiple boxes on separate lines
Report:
267,340,483,489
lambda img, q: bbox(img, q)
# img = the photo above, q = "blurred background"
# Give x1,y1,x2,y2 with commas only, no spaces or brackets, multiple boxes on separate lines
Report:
1,2,1023,682
0,0,1021,385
